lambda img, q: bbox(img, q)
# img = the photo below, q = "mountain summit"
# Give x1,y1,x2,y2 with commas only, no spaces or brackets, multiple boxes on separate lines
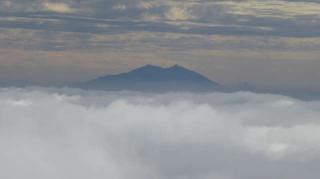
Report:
73,65,220,92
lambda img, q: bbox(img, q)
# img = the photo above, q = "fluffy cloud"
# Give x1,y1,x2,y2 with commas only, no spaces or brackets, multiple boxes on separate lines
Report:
43,2,74,13
165,6,193,21
1,88,320,179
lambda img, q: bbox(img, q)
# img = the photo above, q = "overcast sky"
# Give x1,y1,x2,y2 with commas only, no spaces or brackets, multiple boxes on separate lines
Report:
0,0,320,92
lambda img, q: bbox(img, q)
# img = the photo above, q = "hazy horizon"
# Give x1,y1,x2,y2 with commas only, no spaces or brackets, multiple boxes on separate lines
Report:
1,0,320,92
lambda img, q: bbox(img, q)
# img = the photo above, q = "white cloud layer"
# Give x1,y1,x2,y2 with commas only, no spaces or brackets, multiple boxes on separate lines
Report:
0,88,320,179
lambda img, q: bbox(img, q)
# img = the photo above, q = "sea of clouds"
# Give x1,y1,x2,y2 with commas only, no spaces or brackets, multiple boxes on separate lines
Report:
0,87,320,179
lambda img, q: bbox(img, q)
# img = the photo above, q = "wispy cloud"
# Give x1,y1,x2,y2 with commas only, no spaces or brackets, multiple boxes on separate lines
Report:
1,0,320,37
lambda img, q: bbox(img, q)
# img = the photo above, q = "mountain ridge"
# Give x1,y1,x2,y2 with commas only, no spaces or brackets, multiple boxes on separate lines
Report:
73,64,220,92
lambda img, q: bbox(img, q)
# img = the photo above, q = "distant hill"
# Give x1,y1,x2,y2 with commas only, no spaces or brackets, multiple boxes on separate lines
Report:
72,64,221,92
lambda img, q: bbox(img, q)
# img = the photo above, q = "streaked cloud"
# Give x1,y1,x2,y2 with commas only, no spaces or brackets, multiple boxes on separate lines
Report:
229,0,320,17
1,0,320,37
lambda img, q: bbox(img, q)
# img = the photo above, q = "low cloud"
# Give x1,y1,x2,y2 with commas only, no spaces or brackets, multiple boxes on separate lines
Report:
0,88,320,179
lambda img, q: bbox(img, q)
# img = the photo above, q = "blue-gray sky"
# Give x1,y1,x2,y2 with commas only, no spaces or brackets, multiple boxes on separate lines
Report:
0,0,320,92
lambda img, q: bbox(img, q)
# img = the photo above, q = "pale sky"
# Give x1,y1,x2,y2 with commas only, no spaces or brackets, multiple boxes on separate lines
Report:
0,0,320,92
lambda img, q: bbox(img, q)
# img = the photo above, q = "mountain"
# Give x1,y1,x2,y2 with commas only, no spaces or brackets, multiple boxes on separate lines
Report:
72,64,221,92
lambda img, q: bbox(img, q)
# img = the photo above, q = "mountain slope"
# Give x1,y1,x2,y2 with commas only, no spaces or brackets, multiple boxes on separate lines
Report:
73,65,220,92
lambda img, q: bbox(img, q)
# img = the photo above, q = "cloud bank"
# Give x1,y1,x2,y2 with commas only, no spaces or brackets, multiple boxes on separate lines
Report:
0,88,320,179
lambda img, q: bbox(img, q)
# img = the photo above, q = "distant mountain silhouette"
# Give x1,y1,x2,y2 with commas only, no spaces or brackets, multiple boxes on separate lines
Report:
73,64,221,92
